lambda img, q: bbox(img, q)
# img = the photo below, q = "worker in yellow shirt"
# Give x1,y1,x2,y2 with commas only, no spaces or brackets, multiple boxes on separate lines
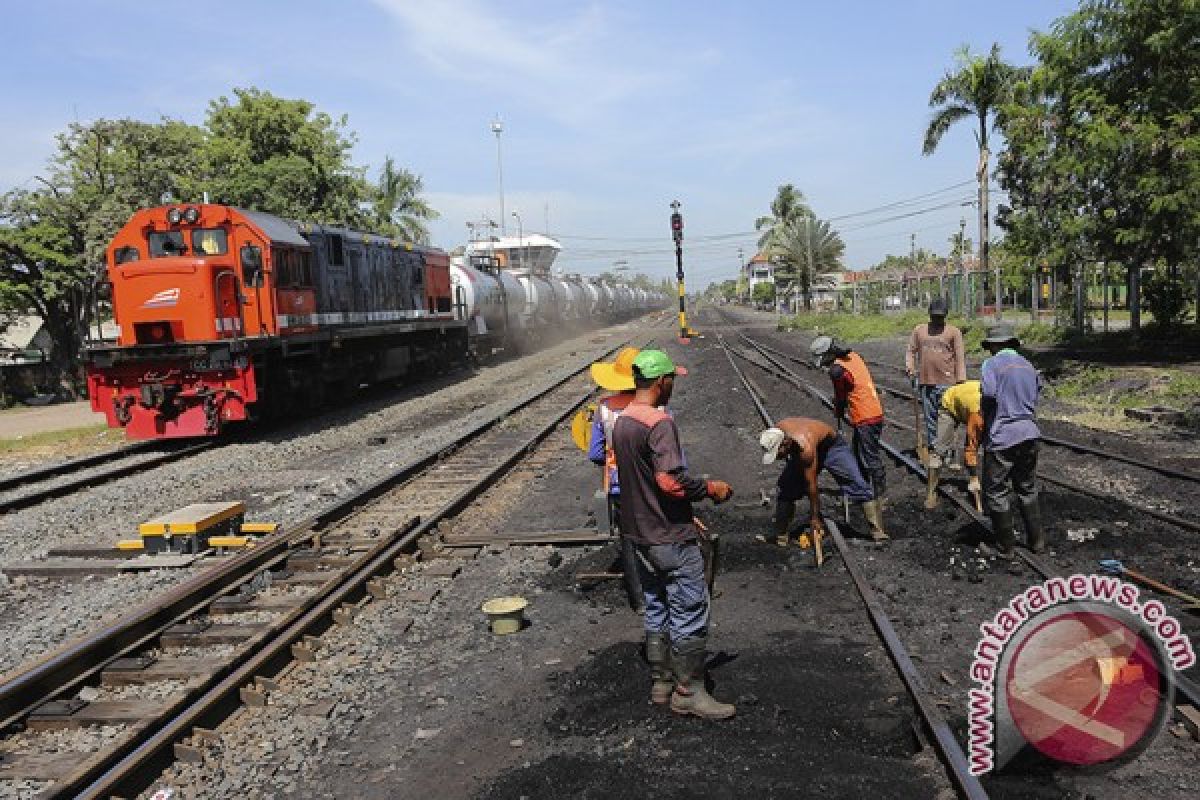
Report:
926,380,984,510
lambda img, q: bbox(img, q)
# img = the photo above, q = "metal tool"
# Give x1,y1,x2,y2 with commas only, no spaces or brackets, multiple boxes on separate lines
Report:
1099,559,1200,611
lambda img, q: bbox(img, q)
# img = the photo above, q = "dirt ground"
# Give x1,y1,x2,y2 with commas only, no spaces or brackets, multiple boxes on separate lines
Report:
0,400,101,438
141,308,1197,800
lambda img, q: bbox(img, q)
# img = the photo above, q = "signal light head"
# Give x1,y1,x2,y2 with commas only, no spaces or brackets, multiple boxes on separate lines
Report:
166,208,183,225
183,206,200,224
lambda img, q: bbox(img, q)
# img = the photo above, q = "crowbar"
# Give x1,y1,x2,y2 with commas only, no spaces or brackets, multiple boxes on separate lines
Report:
1099,559,1200,611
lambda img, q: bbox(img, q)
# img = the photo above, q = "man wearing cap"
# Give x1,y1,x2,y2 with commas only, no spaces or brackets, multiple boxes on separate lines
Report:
810,336,887,502
980,324,1044,556
926,380,984,510
906,298,966,463
586,347,644,611
760,416,886,545
611,349,736,719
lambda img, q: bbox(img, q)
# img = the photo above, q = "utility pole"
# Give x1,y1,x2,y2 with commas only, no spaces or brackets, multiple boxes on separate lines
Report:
737,247,745,303
670,200,689,342
805,215,814,312
958,217,969,318
491,116,506,235
978,145,990,317
910,232,917,310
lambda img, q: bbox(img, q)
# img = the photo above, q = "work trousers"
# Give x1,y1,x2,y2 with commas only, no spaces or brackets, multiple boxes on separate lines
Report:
636,541,709,649
774,436,875,526
919,385,948,449
851,421,886,498
932,410,983,468
983,439,1039,514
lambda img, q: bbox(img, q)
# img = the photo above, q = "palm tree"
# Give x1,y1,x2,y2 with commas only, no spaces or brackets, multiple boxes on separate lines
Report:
754,184,812,252
768,215,845,311
923,44,1025,296
373,156,440,243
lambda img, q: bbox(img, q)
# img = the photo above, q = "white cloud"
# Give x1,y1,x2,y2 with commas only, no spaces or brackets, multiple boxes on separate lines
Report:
368,0,668,126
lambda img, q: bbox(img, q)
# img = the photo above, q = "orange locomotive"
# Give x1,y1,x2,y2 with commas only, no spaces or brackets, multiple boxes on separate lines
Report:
86,204,466,439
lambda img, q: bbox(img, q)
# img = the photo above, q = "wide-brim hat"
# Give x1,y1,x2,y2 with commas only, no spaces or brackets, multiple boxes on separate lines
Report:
590,347,641,391
982,323,1019,347
929,297,948,316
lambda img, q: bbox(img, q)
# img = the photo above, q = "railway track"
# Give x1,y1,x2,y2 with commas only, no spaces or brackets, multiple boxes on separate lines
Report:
717,322,1200,713
715,332,988,800
0,335,639,799
736,332,1200,536
0,441,218,515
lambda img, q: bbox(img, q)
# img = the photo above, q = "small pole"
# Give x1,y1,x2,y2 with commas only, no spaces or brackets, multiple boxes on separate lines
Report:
670,200,688,341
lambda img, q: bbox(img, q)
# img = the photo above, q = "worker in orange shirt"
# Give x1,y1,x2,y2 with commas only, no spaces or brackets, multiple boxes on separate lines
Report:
810,336,888,503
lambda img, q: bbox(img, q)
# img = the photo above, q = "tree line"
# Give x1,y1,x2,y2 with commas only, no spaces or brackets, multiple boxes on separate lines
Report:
0,88,439,394
924,0,1198,329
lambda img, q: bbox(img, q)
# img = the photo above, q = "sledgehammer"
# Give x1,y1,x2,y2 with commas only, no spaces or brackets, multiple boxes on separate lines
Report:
1099,559,1200,611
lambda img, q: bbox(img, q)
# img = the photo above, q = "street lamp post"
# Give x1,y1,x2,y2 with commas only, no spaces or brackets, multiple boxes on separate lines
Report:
737,247,744,303
491,116,506,235
511,210,524,271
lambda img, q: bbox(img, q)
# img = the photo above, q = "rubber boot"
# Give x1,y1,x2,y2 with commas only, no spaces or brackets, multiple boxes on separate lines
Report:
1018,498,1046,554
990,509,1017,559
861,499,888,541
669,640,735,720
645,632,674,705
924,467,940,510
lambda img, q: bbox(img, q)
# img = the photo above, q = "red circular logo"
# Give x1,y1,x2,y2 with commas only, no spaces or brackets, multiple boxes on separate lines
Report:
1005,610,1168,766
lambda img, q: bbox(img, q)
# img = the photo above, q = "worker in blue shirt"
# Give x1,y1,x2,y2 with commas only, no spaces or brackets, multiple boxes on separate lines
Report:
979,324,1045,556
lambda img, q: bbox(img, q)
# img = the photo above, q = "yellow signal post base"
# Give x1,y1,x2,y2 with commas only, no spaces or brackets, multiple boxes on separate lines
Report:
209,536,253,550
241,522,279,536
116,539,145,552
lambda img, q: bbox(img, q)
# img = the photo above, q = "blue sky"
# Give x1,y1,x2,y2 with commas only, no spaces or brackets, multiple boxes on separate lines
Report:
1,0,1078,288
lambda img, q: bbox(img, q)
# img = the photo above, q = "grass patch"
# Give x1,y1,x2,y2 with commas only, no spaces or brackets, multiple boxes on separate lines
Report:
1046,364,1200,430
777,312,1072,355
0,423,114,456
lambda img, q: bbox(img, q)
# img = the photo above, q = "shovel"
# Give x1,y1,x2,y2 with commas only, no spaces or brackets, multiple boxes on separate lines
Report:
1099,559,1200,611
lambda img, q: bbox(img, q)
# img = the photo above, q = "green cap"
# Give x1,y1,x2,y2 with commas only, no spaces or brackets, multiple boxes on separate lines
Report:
632,349,688,380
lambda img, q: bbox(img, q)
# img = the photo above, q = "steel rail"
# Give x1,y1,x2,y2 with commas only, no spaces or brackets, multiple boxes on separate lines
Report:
0,441,217,514
733,329,1200,712
713,332,989,800
759,337,1200,484
0,335,638,734
73,379,603,799
0,440,162,493
745,337,1200,535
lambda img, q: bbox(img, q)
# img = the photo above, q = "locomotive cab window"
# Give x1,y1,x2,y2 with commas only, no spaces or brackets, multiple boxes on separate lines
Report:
114,246,140,264
148,231,186,258
240,245,264,288
191,228,229,256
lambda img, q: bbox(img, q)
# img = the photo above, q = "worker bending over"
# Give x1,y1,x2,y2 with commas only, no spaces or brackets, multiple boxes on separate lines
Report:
810,336,887,501
980,325,1045,556
925,379,984,510
759,416,886,545
906,297,966,462
611,350,736,719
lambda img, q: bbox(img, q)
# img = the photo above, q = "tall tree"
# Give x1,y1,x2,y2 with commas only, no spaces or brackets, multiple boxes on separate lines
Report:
204,88,372,226
998,0,1200,330
923,44,1027,297
0,118,206,395
754,184,812,251
372,156,440,244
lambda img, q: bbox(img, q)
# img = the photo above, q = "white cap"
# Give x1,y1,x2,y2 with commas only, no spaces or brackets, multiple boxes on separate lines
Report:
759,427,786,464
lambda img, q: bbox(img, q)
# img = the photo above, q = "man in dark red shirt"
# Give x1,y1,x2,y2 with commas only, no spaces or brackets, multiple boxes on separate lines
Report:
612,350,735,719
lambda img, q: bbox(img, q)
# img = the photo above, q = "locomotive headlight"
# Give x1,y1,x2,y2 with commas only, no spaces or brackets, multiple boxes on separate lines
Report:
166,207,183,225
183,206,200,224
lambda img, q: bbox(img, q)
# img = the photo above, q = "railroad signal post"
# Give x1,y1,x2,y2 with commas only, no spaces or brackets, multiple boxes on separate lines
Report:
670,200,691,343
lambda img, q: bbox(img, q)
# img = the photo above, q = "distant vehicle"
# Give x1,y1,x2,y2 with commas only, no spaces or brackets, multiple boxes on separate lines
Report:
86,205,664,439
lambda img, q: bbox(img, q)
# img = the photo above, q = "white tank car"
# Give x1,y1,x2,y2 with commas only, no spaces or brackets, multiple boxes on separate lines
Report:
450,261,526,337
555,277,589,321
511,271,559,327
